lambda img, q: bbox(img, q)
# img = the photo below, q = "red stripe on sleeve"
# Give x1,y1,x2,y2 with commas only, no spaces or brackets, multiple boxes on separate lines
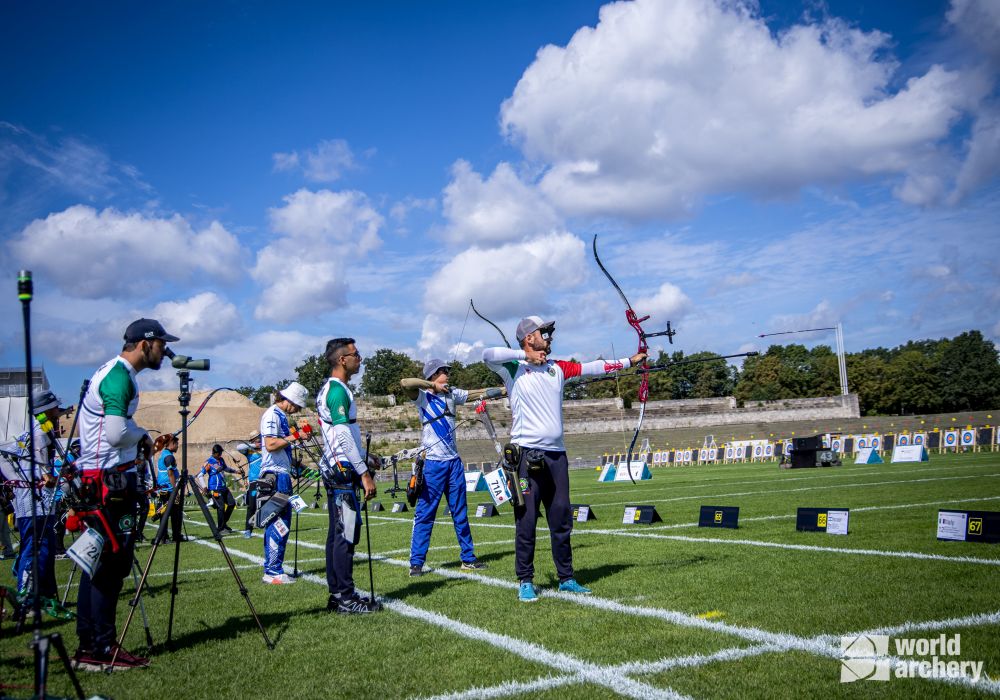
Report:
555,360,582,379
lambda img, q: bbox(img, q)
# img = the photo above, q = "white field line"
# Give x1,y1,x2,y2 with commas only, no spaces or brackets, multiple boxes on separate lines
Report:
415,674,579,700
184,511,1000,569
610,643,783,675
184,520,999,695
380,538,515,557
191,538,690,700
637,495,1000,531
588,472,1000,509
573,529,1000,567
571,461,990,499
826,609,1000,644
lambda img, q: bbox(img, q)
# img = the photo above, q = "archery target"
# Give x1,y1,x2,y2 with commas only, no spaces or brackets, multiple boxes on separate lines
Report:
764,444,774,457
753,445,763,458
735,446,745,459
857,437,868,449
699,449,708,461
914,433,926,445
898,434,910,446
944,431,958,447
871,436,881,449
960,429,975,446
831,438,842,452
725,447,734,460
653,451,662,464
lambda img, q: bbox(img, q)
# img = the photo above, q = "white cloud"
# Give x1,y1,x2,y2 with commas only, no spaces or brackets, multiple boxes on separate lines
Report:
150,292,241,348
423,231,586,318
500,0,982,218
8,205,243,299
766,300,839,336
272,139,358,182
390,196,437,222
252,189,383,321
634,282,692,325
210,330,329,387
951,107,1000,202
415,313,486,363
948,0,1000,67
0,122,151,204
441,160,561,245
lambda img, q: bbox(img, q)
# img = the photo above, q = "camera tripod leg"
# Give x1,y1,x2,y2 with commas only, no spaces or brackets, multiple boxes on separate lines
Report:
130,557,154,649
34,631,85,700
187,476,275,649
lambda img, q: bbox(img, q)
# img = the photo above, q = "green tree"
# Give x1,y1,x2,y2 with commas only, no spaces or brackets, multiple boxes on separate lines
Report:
360,348,422,400
294,353,329,398
936,330,1000,411
236,381,291,408
845,354,890,415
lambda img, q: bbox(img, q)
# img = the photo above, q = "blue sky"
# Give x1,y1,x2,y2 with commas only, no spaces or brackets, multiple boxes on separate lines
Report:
1,0,998,401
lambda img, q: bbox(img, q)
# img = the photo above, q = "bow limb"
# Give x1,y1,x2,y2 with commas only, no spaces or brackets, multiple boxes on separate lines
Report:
471,299,511,349
593,234,656,484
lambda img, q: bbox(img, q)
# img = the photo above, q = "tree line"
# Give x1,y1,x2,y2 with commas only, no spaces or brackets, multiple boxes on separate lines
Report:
236,330,1000,417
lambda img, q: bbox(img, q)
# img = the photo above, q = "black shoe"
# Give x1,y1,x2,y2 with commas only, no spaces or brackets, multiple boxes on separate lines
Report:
336,596,379,614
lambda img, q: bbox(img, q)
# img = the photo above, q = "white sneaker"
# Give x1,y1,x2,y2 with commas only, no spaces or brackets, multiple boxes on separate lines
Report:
262,573,296,585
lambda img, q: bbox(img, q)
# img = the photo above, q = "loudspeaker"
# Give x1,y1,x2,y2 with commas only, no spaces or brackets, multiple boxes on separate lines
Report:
791,449,818,469
793,435,822,452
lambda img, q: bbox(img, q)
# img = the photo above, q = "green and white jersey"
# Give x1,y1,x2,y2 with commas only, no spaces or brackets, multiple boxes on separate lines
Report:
316,377,365,473
77,356,143,472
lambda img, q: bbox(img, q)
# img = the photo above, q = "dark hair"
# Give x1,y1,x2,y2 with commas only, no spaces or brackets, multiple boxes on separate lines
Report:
325,337,356,367
122,341,139,352
212,444,223,454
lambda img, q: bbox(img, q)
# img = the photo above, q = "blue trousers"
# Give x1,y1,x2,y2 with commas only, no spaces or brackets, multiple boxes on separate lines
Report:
15,515,56,598
410,457,475,567
263,473,292,576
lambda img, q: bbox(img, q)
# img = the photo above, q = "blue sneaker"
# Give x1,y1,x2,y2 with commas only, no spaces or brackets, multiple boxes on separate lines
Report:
518,581,538,603
558,579,591,595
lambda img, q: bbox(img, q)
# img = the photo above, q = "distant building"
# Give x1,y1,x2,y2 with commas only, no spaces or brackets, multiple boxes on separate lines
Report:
0,367,49,398
0,367,50,441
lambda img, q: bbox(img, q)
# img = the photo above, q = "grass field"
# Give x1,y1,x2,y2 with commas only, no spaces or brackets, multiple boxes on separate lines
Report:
2,452,999,699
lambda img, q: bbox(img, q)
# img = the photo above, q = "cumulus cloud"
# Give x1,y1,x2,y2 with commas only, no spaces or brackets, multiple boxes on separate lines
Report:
634,282,692,325
422,231,586,318
210,330,330,387
441,160,561,245
415,313,485,363
500,0,983,218
951,106,1000,202
150,292,241,347
948,0,1000,68
252,189,383,321
8,205,242,298
272,139,358,182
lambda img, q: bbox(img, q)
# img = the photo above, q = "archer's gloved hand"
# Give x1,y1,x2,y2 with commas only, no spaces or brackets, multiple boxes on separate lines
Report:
484,387,505,399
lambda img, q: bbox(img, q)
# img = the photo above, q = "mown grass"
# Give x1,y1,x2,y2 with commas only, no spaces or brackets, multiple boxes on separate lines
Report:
1,451,998,699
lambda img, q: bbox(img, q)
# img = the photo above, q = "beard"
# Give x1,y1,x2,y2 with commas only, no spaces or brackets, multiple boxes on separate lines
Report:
144,345,163,370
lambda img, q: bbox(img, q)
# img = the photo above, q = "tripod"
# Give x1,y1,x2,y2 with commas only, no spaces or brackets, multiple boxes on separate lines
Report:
111,368,274,667
16,269,85,698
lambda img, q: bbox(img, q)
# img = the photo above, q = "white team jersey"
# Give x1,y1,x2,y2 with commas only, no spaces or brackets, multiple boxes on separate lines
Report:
77,356,141,472
0,421,55,518
259,404,293,475
316,377,364,471
483,348,629,451
414,388,468,462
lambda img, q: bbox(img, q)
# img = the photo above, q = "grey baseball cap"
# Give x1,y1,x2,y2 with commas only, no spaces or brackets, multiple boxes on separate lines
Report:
32,389,63,414
423,359,450,380
515,315,555,343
